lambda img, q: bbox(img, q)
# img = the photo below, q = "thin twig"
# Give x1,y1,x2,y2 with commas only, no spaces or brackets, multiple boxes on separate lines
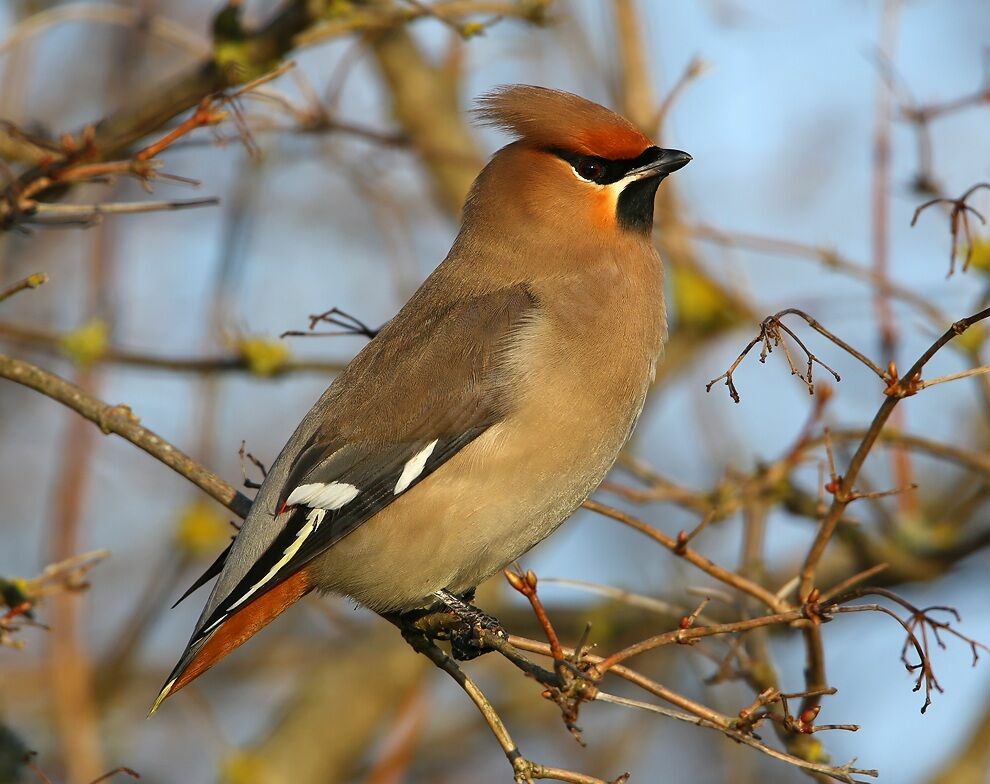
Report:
583,499,790,613
592,607,806,675
0,353,251,517
799,305,990,600
706,308,887,403
920,363,990,389
0,272,47,303
594,692,877,784
21,198,219,225
687,222,949,329
0,320,347,376
911,183,990,276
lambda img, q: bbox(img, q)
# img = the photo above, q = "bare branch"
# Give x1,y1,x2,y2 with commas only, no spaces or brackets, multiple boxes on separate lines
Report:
582,499,790,613
911,183,990,276
0,352,251,517
19,197,218,226
706,308,892,403
594,692,877,784
798,306,990,600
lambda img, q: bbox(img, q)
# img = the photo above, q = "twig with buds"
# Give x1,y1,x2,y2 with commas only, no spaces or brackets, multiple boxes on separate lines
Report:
1,550,110,648
911,182,990,276
0,272,48,304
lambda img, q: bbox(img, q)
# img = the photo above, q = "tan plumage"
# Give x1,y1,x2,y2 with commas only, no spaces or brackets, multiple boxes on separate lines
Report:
309,240,663,611
153,85,690,711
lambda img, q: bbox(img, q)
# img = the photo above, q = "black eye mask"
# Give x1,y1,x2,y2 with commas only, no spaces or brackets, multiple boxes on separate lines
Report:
549,146,664,185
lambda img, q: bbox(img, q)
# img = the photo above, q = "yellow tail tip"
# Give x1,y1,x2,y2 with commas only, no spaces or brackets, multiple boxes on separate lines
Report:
148,678,176,717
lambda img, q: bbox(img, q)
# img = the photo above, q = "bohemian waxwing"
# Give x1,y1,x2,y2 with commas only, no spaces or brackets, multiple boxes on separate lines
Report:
152,84,690,712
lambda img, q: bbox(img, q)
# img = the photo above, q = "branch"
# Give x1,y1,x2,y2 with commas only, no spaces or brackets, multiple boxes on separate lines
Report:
17,197,218,227
1,550,109,649
2,1,550,226
297,1,551,49
830,587,989,713
395,623,622,784
592,606,807,675
0,352,250,517
595,692,876,784
583,499,790,613
512,634,873,783
0,272,48,304
798,305,990,599
705,308,879,403
911,183,990,276
0,320,347,377
0,3,209,60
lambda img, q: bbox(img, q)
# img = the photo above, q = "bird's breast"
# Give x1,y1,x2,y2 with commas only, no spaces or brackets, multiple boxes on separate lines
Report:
450,267,664,553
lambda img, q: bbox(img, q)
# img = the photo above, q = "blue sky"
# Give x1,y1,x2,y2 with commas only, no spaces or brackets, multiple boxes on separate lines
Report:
3,1,990,781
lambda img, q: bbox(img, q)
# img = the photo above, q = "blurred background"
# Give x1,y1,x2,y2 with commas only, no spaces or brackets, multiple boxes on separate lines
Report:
2,1,990,782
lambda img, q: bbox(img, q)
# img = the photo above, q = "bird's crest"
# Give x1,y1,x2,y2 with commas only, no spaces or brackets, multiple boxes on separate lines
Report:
475,85,653,160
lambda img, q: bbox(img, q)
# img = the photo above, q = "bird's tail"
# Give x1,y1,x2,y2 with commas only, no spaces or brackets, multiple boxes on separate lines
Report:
149,568,310,715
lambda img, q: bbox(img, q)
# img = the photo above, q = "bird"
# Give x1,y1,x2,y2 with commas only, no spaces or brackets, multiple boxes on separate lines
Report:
151,84,690,713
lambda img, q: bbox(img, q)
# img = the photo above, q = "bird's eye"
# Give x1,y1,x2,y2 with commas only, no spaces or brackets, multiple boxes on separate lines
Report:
575,157,606,183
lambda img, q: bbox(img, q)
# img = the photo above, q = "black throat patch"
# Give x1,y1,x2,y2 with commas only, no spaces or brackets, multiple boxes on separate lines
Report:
549,146,665,233
617,176,663,233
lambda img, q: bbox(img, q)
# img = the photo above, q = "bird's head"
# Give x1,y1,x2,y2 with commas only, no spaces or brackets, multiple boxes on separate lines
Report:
465,85,691,244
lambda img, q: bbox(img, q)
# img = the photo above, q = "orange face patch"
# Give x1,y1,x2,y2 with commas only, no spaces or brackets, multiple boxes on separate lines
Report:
588,185,620,230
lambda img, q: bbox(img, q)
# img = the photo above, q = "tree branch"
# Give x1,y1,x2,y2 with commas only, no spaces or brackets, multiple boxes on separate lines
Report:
0,352,250,517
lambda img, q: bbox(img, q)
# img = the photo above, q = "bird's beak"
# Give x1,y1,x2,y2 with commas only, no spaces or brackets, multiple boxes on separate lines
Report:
627,148,692,180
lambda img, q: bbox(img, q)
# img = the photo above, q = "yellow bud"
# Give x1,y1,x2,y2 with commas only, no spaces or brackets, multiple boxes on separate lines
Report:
804,738,828,763
965,236,990,273
686,56,712,79
214,42,266,81
220,751,272,784
900,512,956,551
59,318,108,366
1,576,32,605
237,336,290,377
926,518,959,550
953,323,986,355
670,266,741,335
174,500,229,558
461,21,485,38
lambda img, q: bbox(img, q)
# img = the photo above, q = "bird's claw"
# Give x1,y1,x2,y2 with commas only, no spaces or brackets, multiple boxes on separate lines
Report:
449,608,507,660
429,589,506,660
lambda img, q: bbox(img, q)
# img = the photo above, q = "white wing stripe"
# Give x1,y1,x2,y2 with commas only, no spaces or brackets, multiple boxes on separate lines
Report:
228,508,327,611
286,481,360,510
394,439,439,495
202,614,227,635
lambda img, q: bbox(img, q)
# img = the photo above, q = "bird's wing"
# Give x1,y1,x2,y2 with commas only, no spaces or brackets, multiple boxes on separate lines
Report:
155,282,538,708
171,540,232,609
192,429,489,643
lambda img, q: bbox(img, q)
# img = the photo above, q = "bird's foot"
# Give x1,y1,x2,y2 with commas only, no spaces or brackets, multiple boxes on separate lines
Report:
432,589,507,661
449,610,507,661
